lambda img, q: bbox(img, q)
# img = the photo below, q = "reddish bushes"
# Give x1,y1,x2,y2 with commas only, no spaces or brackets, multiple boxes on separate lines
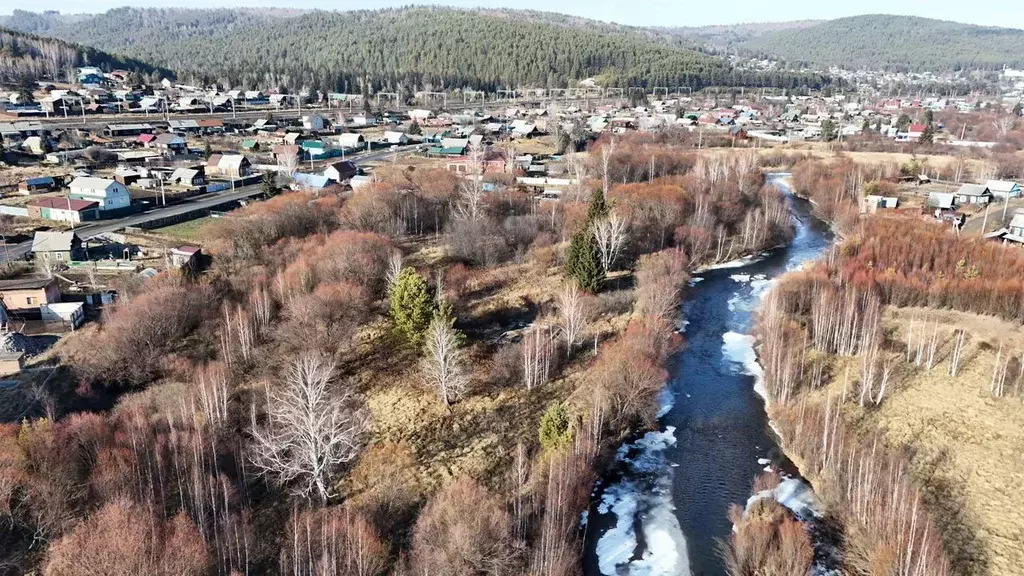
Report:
44,502,208,576
411,477,521,576
71,282,212,389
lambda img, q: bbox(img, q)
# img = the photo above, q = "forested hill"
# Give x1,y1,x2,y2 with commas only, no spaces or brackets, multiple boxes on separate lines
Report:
742,15,1024,71
1,7,828,92
0,28,170,83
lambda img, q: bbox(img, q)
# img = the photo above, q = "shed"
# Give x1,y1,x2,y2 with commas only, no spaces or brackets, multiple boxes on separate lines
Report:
19,176,56,194
927,192,955,210
40,302,85,328
337,133,365,149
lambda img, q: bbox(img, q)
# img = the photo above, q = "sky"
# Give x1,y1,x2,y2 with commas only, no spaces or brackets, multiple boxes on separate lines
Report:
4,0,1024,29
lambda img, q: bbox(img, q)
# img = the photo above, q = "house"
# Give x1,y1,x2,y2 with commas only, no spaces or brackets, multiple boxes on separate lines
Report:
955,184,992,205
168,119,202,133
197,118,224,133
1009,212,1024,237
985,180,1021,199
0,276,61,314
27,197,100,223
383,131,409,145
432,138,470,156
206,154,251,179
151,133,187,154
170,245,201,269
168,167,205,187
324,161,358,183
337,133,365,149
927,192,956,210
18,176,57,194
510,123,539,138
68,177,132,211
31,231,83,264
302,114,326,131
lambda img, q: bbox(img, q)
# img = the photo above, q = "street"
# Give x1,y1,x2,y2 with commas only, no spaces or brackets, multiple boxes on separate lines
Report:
0,146,406,263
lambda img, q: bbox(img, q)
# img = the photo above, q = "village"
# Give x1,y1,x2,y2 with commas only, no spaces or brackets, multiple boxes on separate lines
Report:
0,63,1022,382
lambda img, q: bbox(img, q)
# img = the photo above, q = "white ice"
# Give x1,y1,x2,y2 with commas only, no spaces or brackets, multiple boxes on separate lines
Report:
721,331,768,401
594,427,691,576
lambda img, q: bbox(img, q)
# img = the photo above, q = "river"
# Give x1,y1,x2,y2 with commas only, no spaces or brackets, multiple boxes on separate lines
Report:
583,174,835,576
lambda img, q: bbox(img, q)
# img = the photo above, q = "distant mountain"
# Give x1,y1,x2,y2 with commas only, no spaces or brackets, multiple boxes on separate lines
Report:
656,21,823,53
0,27,169,83
741,14,1024,71
1,7,828,92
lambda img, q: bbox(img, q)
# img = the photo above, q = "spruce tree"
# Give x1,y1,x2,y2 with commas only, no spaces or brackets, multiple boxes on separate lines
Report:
390,268,434,344
564,189,607,293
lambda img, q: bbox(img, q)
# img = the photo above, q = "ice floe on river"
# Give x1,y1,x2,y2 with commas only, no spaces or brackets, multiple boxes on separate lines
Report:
594,427,690,576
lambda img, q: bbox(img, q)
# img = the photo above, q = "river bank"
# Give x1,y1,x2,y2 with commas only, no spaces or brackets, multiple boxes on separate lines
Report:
583,175,836,576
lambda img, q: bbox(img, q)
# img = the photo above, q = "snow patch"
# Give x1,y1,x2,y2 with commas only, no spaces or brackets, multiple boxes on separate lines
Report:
698,253,767,272
729,273,751,283
744,477,823,521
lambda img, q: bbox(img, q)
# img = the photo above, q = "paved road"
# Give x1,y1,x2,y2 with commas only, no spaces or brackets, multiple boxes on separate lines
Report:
0,147,404,263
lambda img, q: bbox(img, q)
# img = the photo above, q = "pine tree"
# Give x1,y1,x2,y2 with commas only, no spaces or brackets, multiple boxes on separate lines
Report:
390,268,434,344
564,189,607,293
261,171,279,197
408,121,422,135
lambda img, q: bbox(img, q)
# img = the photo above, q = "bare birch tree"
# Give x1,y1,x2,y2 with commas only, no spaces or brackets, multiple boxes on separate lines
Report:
456,144,485,221
248,355,367,502
592,212,628,272
601,137,616,196
278,146,299,175
385,250,403,294
558,283,586,356
422,315,468,406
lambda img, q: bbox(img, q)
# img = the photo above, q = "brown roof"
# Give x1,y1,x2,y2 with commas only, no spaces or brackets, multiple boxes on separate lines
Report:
0,276,56,291
28,197,99,211
198,119,224,127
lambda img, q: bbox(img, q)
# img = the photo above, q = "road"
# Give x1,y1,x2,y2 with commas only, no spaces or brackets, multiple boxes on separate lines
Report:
0,146,404,263
24,96,618,130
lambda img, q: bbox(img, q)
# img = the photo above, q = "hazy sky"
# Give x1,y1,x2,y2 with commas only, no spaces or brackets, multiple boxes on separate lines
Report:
5,0,1024,29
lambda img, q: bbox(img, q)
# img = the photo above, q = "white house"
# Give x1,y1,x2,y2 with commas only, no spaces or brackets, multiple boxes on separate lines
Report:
68,177,131,211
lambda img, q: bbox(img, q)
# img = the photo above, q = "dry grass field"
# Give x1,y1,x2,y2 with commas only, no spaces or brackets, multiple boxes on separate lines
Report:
810,306,1024,576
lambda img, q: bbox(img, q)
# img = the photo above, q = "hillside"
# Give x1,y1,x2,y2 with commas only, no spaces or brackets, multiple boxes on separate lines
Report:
742,14,1024,71
657,20,822,53
0,27,170,84
1,7,828,92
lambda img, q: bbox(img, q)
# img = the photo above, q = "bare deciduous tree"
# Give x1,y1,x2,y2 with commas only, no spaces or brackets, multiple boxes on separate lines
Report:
600,137,616,195
248,355,367,502
456,144,485,221
592,212,628,272
422,316,468,406
557,283,586,356
277,146,299,175
385,250,403,294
